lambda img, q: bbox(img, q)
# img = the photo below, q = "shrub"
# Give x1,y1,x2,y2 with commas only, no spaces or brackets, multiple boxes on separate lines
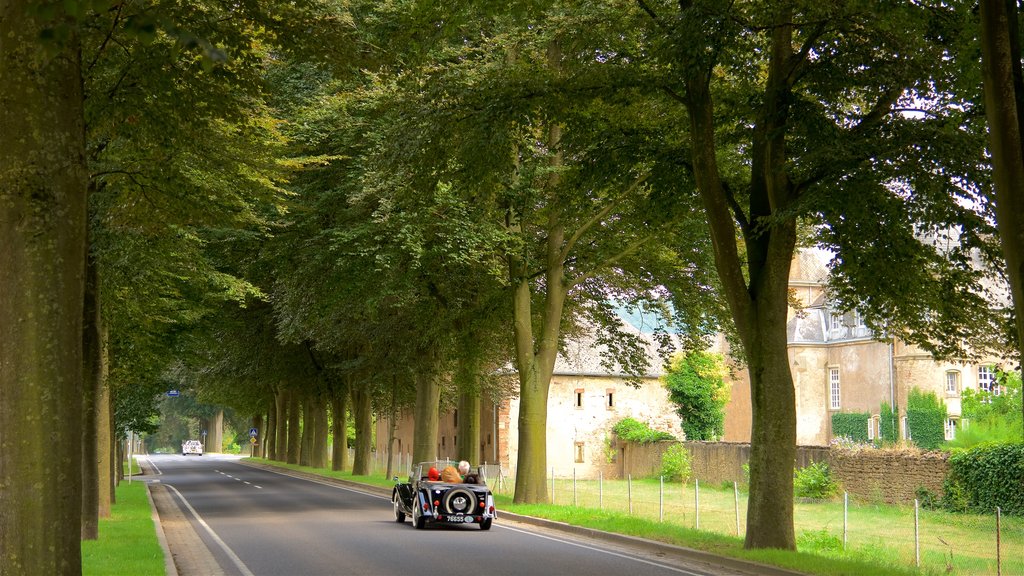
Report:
794,461,839,499
916,486,941,510
944,443,1024,515
831,412,870,443
612,417,675,444
660,443,692,483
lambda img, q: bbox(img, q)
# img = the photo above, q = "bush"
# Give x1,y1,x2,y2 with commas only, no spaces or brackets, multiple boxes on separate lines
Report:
831,412,870,443
916,486,941,510
944,443,1024,515
660,443,692,483
612,417,675,444
794,461,840,499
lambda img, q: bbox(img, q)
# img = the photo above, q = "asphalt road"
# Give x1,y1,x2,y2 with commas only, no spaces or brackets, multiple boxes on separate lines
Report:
144,454,765,576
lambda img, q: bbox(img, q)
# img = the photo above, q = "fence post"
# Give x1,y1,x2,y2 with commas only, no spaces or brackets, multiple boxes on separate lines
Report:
659,476,664,522
573,468,577,507
997,506,1002,576
599,470,603,509
914,498,920,568
695,478,700,530
734,481,740,536
551,467,555,504
843,492,848,550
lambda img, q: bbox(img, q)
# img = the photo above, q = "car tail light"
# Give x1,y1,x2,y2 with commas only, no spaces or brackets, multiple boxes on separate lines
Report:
489,506,495,514
422,502,429,511
433,500,440,507
478,501,484,508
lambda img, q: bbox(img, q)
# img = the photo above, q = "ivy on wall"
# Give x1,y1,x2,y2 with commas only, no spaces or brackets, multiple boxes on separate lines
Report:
612,417,675,444
831,411,870,443
906,388,947,450
880,402,899,444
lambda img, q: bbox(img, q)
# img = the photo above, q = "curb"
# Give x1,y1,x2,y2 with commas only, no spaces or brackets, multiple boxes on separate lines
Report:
237,461,805,576
144,481,181,576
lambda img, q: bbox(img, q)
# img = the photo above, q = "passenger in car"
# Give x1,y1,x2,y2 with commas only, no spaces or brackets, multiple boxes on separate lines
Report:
440,465,461,483
427,467,440,481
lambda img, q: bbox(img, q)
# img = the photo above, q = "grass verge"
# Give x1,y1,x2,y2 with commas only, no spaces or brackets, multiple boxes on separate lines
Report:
82,480,165,576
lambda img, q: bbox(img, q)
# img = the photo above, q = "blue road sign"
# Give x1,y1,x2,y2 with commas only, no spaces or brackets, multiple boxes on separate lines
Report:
167,389,180,397
249,427,258,437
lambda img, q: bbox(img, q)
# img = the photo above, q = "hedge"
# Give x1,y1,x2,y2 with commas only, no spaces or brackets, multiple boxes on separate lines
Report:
612,417,675,444
944,443,1024,515
831,412,870,443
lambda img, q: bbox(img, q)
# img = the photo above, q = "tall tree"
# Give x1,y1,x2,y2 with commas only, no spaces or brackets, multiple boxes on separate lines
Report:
0,4,88,574
635,0,997,549
980,0,1024,427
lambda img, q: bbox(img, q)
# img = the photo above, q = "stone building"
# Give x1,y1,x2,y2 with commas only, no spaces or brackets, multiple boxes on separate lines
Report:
375,317,684,479
721,247,1010,446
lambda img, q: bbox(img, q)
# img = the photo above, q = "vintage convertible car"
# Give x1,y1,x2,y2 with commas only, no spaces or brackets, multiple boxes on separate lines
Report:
392,462,496,530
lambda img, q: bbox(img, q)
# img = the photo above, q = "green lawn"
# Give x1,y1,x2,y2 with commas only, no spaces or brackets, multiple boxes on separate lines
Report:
81,478,165,576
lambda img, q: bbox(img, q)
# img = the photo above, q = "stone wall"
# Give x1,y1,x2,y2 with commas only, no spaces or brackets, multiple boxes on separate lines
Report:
620,441,948,504
829,448,949,504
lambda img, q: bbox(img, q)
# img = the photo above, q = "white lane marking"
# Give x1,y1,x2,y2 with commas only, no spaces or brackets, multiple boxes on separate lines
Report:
498,523,709,576
142,456,163,476
254,486,262,489
244,481,251,485
237,463,706,575
165,484,256,576
236,465,391,500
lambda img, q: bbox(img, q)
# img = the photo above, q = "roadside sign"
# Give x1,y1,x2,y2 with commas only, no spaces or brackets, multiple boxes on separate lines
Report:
249,436,257,444
167,390,179,397
249,427,258,437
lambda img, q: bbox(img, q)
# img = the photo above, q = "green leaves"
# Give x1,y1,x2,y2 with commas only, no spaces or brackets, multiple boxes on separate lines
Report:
662,351,729,441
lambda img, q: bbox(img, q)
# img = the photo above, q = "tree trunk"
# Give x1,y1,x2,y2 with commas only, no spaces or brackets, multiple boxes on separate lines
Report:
265,397,277,460
82,254,101,540
287,390,301,465
510,217,567,504
96,335,112,518
275,389,289,462
411,370,441,466
457,392,481,465
251,414,264,458
311,395,328,469
980,0,1024,430
0,2,88,572
300,396,313,467
351,387,373,475
330,390,349,472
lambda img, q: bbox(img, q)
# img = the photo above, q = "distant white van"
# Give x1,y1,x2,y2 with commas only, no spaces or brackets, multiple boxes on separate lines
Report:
181,440,204,456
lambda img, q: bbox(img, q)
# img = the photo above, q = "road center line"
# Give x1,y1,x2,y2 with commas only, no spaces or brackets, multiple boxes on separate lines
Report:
164,483,256,576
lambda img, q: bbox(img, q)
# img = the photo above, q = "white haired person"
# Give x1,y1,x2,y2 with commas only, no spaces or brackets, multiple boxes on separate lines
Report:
459,460,481,484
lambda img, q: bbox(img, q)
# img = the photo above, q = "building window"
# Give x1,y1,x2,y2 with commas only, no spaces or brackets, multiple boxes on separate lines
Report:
945,371,960,396
867,416,876,441
606,389,615,410
978,365,997,395
441,436,445,447
454,409,458,428
574,442,585,463
486,433,491,445
944,418,957,441
829,368,841,410
830,313,843,331
575,388,584,409
902,416,910,440
853,310,865,328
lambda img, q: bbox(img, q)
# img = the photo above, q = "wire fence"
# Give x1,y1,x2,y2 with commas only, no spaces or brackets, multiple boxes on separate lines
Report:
364,453,1021,575
487,469,1023,576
